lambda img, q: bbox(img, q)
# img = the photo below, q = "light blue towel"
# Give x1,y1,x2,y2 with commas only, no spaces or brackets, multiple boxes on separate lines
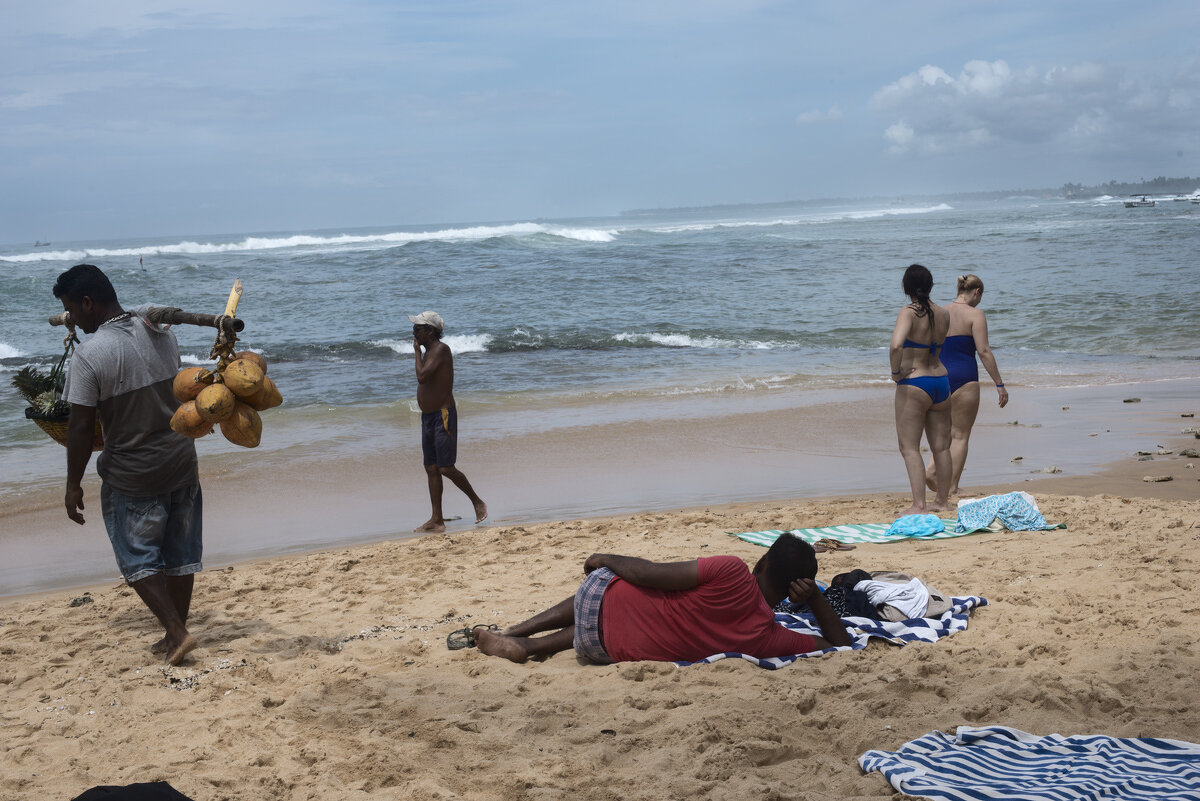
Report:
884,514,945,538
956,492,1047,532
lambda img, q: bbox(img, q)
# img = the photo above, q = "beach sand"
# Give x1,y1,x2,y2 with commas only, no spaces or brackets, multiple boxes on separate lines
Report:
1,385,1198,800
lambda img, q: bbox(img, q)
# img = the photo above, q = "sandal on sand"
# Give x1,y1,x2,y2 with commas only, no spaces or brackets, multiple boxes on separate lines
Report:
813,538,856,552
446,624,499,651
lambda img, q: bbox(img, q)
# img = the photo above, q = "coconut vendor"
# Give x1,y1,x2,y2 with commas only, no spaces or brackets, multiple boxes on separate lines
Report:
410,310,487,532
54,264,201,666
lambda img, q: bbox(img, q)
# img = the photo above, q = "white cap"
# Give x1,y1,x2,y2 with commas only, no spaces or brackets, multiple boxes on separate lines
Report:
408,311,444,331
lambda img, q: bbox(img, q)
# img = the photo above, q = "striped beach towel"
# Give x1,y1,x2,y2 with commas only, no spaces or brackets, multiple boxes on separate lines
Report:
731,520,959,548
675,595,987,669
859,725,1200,801
730,520,1064,548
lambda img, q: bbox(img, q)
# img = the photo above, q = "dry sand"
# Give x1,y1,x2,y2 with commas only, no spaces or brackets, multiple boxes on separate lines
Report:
3,482,1199,800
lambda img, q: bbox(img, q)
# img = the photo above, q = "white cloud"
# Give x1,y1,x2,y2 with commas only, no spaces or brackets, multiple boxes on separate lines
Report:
795,105,843,125
870,57,1199,156
883,121,914,151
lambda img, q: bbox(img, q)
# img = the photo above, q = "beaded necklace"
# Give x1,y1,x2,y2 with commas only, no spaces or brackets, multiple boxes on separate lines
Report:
99,310,134,327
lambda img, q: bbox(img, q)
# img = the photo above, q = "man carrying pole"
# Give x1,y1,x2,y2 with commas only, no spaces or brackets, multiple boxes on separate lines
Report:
54,264,202,665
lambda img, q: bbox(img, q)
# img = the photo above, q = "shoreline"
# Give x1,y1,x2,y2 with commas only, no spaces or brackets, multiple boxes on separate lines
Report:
2,377,1196,598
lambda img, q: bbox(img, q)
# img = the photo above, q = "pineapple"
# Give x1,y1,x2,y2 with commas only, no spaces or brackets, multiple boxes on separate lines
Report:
12,365,70,419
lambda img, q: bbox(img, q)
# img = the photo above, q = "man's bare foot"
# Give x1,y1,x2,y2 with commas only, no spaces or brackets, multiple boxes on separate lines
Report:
899,504,926,518
474,501,488,524
929,499,950,513
924,473,937,492
165,634,197,666
151,636,169,655
414,518,446,533
473,628,529,663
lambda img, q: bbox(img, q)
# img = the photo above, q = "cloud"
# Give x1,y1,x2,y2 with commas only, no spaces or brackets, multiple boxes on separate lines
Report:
883,121,914,151
795,105,843,125
869,58,1200,156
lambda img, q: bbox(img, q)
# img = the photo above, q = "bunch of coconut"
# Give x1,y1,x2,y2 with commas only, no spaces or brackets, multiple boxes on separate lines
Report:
169,351,281,448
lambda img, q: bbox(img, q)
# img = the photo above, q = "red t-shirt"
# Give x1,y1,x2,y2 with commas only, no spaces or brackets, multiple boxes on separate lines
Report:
599,555,817,662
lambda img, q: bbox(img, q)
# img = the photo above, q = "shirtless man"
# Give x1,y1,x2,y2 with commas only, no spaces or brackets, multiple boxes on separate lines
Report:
410,311,487,532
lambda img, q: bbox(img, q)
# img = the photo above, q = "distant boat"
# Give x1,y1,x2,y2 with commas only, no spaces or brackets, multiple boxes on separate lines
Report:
1123,194,1156,208
33,240,51,247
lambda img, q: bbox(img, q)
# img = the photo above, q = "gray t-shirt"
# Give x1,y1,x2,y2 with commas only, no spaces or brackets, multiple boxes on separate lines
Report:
63,304,198,495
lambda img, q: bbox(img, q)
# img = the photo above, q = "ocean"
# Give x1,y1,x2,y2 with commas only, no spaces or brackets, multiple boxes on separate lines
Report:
2,194,1198,509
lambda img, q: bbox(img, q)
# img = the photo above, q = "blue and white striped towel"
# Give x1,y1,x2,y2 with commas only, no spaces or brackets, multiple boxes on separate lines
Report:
859,725,1200,801
674,595,987,669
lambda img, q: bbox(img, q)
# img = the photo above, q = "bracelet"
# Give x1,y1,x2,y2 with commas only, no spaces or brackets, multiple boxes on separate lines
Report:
891,370,901,374
996,383,1005,388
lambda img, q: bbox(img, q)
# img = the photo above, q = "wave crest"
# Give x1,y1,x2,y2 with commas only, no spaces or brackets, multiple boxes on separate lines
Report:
0,223,616,262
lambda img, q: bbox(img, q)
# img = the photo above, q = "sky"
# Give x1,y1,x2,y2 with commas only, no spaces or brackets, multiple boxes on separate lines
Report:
2,0,1198,242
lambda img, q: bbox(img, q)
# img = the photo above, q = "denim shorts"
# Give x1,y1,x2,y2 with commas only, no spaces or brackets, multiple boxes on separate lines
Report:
573,567,615,664
100,482,203,583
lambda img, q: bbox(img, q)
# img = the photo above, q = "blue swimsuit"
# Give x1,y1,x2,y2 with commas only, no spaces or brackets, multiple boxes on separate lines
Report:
940,334,979,394
897,339,950,404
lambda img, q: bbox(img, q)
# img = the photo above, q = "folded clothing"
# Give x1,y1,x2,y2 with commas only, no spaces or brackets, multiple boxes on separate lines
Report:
854,577,930,620
884,514,946,538
956,491,1047,532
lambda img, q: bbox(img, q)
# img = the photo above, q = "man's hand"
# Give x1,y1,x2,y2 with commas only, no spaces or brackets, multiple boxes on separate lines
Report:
787,577,821,605
584,553,608,574
65,484,86,525
413,337,422,354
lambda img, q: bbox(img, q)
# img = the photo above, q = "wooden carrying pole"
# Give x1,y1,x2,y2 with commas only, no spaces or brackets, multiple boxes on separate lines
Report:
49,307,245,334
49,279,245,333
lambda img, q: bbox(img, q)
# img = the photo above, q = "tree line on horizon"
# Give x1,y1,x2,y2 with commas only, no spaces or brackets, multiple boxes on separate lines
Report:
1061,176,1199,198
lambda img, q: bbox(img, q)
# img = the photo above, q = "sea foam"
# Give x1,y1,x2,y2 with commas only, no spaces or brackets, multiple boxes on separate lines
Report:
369,335,493,355
0,223,616,263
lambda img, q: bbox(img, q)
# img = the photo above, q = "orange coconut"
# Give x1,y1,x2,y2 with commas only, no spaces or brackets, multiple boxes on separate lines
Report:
172,366,211,403
244,375,282,411
195,383,236,423
222,358,264,398
220,402,262,448
170,401,214,438
234,350,268,375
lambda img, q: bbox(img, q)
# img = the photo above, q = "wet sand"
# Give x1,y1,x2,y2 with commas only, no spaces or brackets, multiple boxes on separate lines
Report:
2,378,1196,597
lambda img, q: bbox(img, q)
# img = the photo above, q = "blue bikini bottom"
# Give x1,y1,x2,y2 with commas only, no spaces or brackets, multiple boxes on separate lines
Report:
897,375,951,404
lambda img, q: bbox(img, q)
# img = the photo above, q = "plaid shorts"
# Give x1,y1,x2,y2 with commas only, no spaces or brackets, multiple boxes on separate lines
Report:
573,567,615,664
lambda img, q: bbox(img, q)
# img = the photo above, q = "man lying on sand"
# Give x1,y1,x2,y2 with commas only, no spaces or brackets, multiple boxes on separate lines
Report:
472,534,852,664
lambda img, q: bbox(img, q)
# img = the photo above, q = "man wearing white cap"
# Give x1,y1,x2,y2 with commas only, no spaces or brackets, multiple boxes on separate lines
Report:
409,311,487,532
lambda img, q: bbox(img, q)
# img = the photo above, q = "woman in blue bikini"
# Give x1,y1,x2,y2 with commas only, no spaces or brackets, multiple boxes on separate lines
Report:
889,264,952,517
923,274,1008,495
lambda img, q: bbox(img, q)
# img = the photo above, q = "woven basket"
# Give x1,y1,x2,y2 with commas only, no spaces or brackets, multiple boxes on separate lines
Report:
25,408,104,451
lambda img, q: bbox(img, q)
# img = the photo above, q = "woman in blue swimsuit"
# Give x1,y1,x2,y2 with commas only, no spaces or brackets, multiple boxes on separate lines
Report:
889,264,952,517
924,274,1008,495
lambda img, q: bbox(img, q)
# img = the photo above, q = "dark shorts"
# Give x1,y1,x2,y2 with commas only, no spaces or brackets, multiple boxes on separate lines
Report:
100,482,203,584
422,407,457,467
573,568,615,664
